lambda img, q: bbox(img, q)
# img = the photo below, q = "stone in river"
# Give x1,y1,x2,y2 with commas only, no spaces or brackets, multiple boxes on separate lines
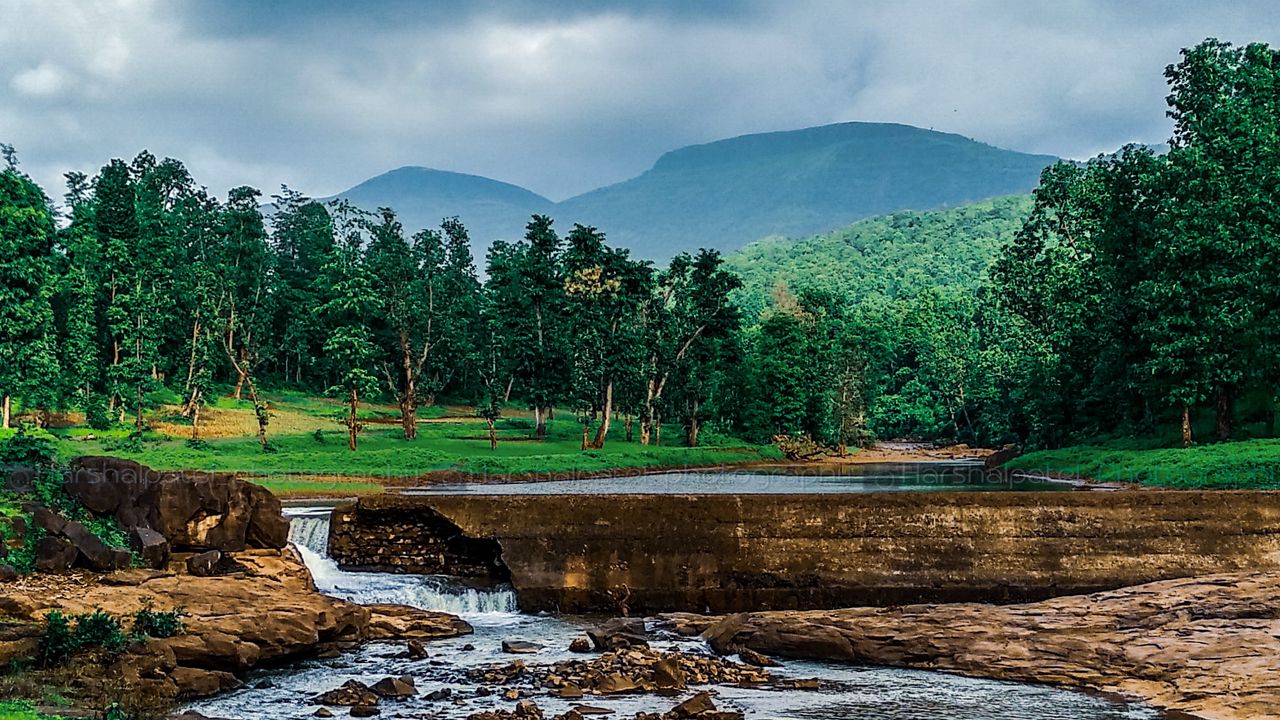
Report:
350,706,380,717
568,637,592,653
370,675,417,698
502,639,543,654
667,691,716,718
737,648,779,667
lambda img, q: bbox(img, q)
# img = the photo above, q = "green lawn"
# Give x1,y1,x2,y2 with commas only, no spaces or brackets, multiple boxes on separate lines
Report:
0,702,66,720
15,394,779,497
1008,438,1280,489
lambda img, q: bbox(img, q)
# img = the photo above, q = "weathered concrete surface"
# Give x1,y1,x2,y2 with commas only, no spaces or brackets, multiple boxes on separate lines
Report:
329,491,1280,613
684,571,1280,720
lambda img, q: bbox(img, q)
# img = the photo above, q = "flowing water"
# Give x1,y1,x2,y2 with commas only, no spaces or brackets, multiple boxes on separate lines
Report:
403,462,1070,495
189,499,1165,720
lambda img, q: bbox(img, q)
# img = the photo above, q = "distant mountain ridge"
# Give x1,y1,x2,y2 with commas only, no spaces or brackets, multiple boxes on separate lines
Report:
326,122,1060,260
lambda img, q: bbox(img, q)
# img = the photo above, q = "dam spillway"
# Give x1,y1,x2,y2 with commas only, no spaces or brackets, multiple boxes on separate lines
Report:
328,489,1280,614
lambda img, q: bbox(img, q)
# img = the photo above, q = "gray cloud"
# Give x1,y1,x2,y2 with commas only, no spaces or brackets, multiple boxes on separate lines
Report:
3,0,1278,204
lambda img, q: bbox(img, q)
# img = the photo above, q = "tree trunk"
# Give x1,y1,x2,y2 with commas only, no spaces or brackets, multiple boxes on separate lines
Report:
348,389,359,451
400,397,417,440
245,379,269,452
1215,385,1233,442
135,384,145,433
487,417,498,450
232,361,247,401
1,395,9,429
182,318,201,401
534,406,547,440
399,339,418,441
591,382,613,449
654,417,662,446
581,424,589,451
191,394,202,443
625,415,633,442
686,401,700,447
1181,404,1192,448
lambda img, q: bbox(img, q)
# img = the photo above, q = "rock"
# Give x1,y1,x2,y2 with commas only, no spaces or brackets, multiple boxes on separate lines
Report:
314,710,334,718
350,706,380,717
67,456,290,552
171,666,241,698
503,688,521,700
568,637,592,653
699,571,1280,720
59,518,131,571
652,657,686,689
571,708,613,716
587,618,648,651
666,692,716,718
34,535,77,571
370,676,417,699
595,672,639,695
555,683,583,699
187,550,222,577
130,525,171,568
515,700,542,718
736,648,778,667
404,639,429,659
502,640,543,654
314,680,380,707
0,564,18,581
425,687,452,700
365,603,474,640
983,443,1020,470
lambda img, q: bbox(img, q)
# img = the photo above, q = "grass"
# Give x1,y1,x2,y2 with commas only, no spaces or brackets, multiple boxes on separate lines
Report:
27,392,780,498
1009,437,1280,489
0,701,66,720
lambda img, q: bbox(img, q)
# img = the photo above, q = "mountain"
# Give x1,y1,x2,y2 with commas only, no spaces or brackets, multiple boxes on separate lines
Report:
725,194,1034,321
326,166,553,253
328,122,1057,260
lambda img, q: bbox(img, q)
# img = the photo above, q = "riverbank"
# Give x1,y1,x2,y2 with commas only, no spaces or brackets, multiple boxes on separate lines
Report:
0,549,471,717
677,570,1280,720
1009,438,1280,489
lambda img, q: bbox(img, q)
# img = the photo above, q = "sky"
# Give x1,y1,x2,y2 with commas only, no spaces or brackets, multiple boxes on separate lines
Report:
3,0,1279,203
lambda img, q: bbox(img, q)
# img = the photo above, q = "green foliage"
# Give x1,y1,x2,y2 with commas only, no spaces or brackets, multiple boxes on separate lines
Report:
36,612,76,667
69,609,128,656
131,602,187,639
0,424,59,468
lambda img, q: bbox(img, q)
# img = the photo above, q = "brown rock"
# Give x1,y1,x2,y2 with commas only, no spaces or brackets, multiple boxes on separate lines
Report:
666,691,716,718
568,637,592,653
370,676,416,699
314,680,380,707
652,657,686,689
587,618,648,651
736,648,777,667
350,706,380,718
502,640,542,654
130,525,170,568
364,603,474,640
34,535,77,571
170,666,241,698
187,550,222,577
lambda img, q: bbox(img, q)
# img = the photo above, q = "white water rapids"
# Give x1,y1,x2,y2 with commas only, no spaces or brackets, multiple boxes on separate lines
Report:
186,505,1168,719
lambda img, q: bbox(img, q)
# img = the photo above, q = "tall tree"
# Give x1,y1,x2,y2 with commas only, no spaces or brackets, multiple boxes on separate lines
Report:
318,201,380,451
0,149,61,427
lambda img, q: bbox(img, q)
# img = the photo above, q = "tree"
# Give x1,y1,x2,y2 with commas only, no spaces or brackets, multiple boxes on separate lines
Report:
484,215,567,439
638,249,740,445
562,224,651,449
215,186,275,450
318,202,380,451
0,155,61,427
93,159,139,418
270,187,334,387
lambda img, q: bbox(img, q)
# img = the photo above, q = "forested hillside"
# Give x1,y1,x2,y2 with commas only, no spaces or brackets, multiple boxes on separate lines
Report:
0,39,1275,467
329,122,1055,260
725,195,1032,320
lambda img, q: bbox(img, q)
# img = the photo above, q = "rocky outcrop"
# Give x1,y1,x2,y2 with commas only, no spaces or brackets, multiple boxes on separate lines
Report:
330,491,1280,613
67,456,289,552
0,548,472,702
690,571,1280,720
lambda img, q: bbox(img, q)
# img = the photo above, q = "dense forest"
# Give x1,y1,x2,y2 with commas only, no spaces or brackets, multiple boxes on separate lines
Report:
0,39,1276,453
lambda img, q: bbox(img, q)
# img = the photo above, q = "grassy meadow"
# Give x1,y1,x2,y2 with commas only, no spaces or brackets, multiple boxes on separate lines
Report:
5,390,780,498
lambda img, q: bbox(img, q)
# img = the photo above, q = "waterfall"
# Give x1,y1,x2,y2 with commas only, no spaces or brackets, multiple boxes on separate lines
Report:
287,510,519,617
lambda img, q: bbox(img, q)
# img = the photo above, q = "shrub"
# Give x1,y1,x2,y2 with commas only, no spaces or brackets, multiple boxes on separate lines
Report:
70,609,128,656
0,424,59,468
36,611,76,667
85,395,112,431
132,602,187,639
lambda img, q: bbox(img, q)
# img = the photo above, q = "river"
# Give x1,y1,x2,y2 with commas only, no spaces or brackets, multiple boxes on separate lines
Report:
189,465,1163,719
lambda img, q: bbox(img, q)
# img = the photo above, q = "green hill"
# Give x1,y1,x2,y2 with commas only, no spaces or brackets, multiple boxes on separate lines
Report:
725,194,1034,320
558,122,1054,258
327,123,1055,260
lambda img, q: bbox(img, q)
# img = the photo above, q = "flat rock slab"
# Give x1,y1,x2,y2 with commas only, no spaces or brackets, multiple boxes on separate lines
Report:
695,570,1280,720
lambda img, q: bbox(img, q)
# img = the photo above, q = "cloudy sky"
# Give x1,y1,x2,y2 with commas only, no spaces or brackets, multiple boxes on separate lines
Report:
4,0,1278,203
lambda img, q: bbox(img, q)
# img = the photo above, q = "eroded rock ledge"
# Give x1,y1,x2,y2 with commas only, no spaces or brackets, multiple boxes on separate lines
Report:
671,571,1280,720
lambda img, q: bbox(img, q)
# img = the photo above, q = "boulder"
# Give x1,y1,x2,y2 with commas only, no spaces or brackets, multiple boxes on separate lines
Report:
62,519,132,571
587,617,649,651
350,706,380,718
313,680,380,707
67,456,289,552
370,675,416,699
568,637,592,653
502,640,543,654
130,525,171,568
666,692,716,718
30,505,68,535
187,550,223,577
34,536,77,571
983,443,1020,470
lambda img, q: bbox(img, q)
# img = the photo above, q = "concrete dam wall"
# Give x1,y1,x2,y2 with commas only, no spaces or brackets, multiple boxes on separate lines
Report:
328,491,1280,613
